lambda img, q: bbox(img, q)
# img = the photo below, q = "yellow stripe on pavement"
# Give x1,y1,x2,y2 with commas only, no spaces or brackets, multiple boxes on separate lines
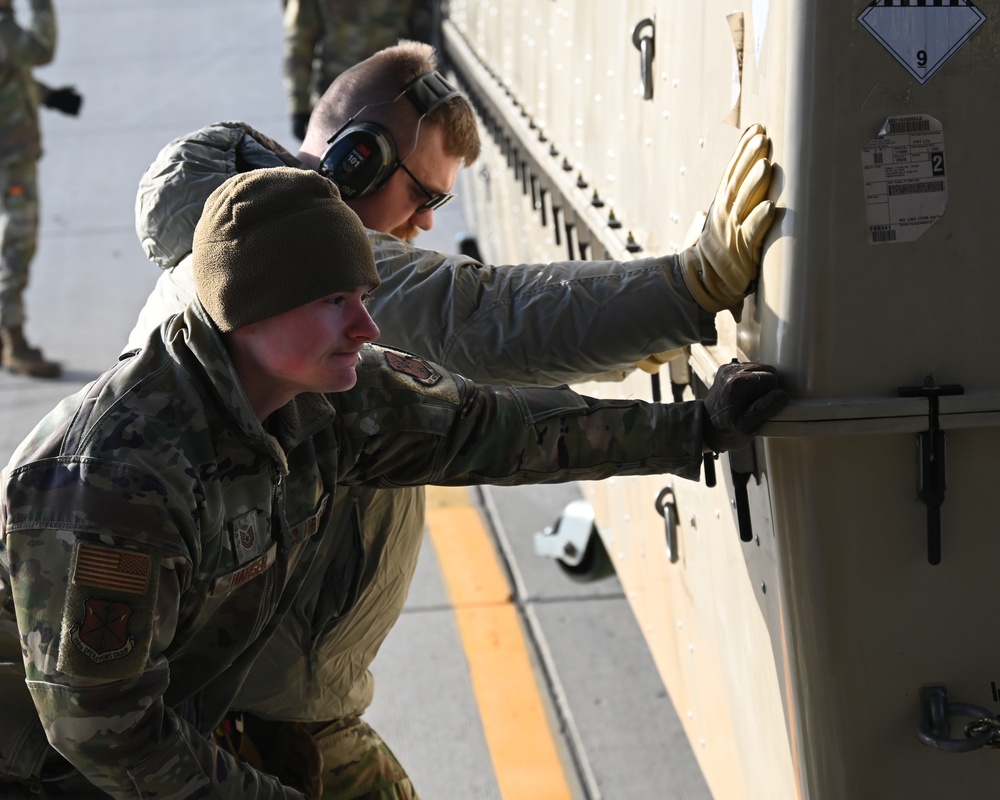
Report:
425,486,574,800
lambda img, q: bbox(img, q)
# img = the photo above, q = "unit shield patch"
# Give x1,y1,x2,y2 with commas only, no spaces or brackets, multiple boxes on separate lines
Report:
70,598,135,662
385,350,441,386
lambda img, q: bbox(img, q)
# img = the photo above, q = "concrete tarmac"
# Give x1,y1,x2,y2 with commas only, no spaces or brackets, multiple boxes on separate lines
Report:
0,2,712,798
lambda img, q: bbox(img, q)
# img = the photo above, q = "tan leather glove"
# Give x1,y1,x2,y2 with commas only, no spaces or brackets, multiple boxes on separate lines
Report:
677,123,775,321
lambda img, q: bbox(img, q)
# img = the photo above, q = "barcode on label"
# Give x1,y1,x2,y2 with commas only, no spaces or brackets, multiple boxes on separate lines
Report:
870,228,897,243
888,181,944,196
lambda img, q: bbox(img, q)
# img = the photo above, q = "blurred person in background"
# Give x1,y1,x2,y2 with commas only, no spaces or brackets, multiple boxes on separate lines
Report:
0,0,81,378
284,0,441,140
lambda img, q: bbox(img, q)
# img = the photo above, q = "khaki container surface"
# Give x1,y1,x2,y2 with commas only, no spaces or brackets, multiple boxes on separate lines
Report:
441,1,1000,799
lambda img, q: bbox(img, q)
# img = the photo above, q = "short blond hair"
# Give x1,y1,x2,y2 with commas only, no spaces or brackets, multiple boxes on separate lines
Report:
308,40,480,166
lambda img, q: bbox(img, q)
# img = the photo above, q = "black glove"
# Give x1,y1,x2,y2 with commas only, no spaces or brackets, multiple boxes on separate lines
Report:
43,86,82,116
291,111,311,141
216,714,322,800
702,361,788,453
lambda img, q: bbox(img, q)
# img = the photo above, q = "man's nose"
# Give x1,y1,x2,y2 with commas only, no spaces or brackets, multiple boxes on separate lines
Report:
352,305,380,342
413,207,435,232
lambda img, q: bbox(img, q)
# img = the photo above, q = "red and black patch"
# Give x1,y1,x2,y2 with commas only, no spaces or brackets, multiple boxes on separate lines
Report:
69,597,135,663
385,350,441,386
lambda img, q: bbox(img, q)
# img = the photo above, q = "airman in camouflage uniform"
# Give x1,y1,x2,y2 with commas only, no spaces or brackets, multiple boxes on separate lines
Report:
0,0,59,377
283,0,438,139
0,165,785,798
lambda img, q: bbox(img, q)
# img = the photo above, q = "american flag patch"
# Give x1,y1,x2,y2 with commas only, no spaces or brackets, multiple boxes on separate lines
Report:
72,544,151,595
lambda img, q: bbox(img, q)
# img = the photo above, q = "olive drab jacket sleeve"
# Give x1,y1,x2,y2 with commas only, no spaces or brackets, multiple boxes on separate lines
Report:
129,121,715,382
365,231,715,385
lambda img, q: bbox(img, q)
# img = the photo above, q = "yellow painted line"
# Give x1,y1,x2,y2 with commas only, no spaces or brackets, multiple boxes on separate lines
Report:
425,486,574,800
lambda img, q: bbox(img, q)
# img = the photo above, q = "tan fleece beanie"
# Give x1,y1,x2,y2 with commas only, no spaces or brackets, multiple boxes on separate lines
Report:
192,166,381,332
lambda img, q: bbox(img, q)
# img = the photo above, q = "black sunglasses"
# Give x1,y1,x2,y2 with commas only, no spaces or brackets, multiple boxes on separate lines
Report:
395,160,455,212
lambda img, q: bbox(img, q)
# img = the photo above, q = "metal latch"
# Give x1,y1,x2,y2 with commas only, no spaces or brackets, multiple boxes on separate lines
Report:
654,487,679,563
898,375,964,565
919,683,1000,752
631,18,655,100
729,442,759,543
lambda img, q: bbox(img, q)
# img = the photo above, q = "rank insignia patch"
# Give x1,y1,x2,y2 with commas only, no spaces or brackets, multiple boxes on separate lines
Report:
229,509,268,561
385,350,441,386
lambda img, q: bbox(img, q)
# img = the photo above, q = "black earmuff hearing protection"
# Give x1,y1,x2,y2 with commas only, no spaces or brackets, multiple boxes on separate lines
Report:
319,70,460,200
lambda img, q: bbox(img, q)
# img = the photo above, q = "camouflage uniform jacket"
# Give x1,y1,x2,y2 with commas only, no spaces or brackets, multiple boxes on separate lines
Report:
0,296,705,799
283,0,428,115
0,0,55,166
130,122,713,724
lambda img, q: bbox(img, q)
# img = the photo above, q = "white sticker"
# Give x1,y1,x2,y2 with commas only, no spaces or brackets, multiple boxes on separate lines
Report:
858,1,986,85
751,0,769,67
862,115,946,245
